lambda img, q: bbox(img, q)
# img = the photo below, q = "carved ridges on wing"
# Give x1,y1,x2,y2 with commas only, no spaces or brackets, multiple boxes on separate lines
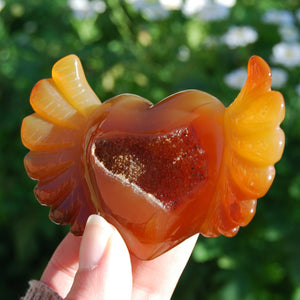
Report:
202,56,285,237
225,56,285,195
226,56,285,168
21,55,102,234
52,55,101,116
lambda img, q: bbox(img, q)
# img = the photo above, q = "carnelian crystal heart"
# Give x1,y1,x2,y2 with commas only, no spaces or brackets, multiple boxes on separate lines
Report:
21,55,285,260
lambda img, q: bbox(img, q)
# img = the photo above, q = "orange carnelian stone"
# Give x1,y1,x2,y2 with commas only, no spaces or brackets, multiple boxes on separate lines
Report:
21,55,285,260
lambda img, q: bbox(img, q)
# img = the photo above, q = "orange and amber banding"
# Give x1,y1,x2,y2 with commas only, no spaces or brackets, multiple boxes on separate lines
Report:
21,55,285,260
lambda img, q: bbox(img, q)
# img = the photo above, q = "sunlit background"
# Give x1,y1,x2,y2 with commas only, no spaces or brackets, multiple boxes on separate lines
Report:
0,0,300,299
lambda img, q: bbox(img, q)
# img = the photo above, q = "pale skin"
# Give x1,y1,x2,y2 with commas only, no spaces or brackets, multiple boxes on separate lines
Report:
41,214,198,300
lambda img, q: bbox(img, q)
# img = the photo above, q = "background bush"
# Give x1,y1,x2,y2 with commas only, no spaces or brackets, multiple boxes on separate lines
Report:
0,0,299,299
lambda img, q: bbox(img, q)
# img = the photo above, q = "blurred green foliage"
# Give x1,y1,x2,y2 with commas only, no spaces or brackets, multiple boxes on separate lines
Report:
0,0,300,299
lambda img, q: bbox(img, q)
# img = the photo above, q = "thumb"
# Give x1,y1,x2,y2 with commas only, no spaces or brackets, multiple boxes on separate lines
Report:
66,215,132,300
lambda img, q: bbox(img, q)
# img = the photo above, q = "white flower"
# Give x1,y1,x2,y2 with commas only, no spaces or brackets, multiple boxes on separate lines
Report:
197,2,230,21
222,26,258,48
182,0,207,17
262,9,294,26
271,68,288,88
224,67,247,89
272,42,300,68
126,0,169,20
182,0,231,20
141,3,169,20
0,0,5,12
68,0,106,19
91,0,106,13
215,0,236,7
278,25,299,42
159,0,182,10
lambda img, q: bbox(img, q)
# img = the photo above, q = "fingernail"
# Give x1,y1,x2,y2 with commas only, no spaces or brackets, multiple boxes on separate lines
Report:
79,215,114,270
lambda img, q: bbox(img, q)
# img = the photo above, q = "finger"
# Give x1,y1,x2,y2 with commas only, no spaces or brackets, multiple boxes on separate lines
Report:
66,215,132,300
41,233,82,298
131,234,198,299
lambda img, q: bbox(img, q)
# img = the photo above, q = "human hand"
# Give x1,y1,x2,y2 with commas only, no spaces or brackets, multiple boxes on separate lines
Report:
41,214,198,300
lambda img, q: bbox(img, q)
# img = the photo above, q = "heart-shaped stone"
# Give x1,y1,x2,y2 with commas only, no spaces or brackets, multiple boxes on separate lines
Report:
21,55,285,259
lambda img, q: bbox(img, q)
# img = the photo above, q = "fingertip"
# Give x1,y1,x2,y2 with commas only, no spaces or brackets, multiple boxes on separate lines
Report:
79,214,115,270
66,215,132,300
86,214,106,226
